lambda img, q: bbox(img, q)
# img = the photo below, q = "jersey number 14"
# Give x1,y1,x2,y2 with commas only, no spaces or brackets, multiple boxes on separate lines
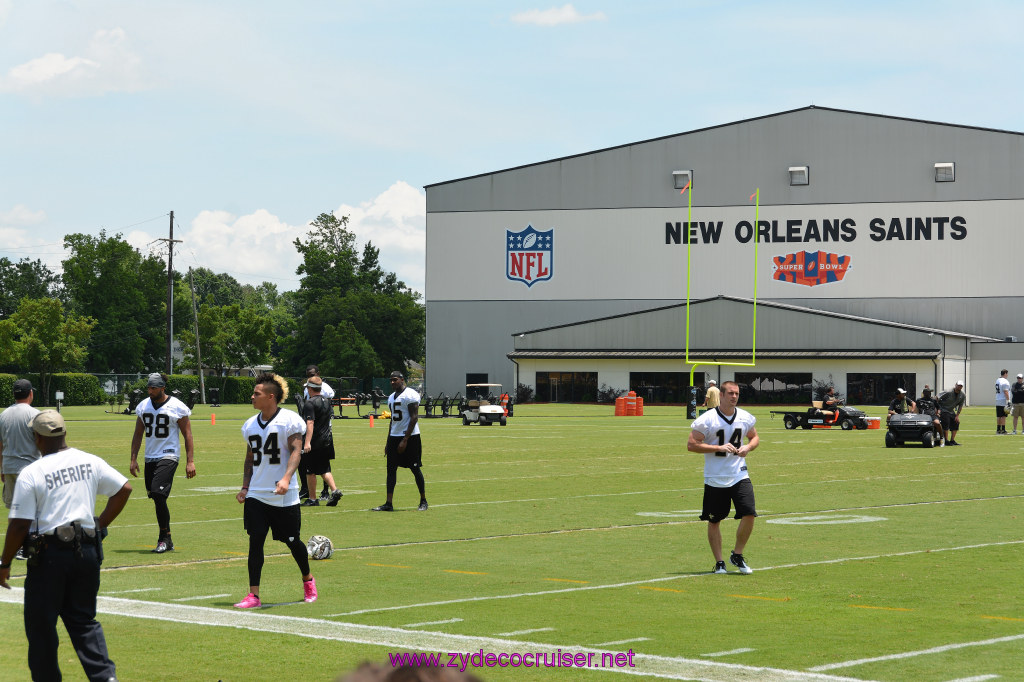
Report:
714,429,742,456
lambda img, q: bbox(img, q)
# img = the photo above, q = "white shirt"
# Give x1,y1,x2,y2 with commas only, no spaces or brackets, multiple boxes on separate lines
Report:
690,406,757,487
241,407,305,507
0,402,41,474
136,396,191,461
996,376,1011,406
10,448,128,534
388,387,421,437
303,381,335,400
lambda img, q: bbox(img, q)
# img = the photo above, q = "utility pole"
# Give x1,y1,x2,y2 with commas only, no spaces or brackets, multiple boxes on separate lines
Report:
188,267,206,403
156,212,182,375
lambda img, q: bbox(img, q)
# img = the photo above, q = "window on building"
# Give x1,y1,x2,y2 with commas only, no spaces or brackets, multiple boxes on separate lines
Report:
629,372,705,404
733,373,812,404
847,373,917,405
535,372,598,402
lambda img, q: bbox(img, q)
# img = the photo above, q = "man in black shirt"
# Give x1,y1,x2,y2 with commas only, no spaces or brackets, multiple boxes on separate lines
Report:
1012,373,1024,435
887,388,915,423
916,386,943,443
300,377,342,507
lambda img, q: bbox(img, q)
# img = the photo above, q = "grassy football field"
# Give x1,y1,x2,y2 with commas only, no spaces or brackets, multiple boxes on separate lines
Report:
1,401,1022,681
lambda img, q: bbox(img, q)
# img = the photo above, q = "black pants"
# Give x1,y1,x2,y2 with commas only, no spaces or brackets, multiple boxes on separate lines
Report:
24,541,116,681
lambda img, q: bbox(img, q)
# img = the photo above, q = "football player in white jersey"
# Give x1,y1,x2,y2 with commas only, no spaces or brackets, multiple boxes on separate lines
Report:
130,372,195,553
687,380,759,574
233,373,317,608
372,370,427,512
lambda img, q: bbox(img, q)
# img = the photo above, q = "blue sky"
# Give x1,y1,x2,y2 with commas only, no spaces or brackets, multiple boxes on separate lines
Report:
1,1,1022,296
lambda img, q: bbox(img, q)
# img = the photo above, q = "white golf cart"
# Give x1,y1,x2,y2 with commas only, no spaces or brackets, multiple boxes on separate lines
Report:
461,383,508,426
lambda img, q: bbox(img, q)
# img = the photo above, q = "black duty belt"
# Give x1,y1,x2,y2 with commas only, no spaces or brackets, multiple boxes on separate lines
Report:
43,524,97,543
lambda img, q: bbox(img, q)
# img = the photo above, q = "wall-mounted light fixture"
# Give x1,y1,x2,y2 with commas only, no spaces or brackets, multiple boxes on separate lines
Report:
672,170,693,189
788,166,809,186
934,162,955,182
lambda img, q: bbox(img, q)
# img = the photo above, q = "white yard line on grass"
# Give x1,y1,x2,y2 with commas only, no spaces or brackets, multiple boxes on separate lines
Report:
325,539,1024,616
404,618,464,628
702,649,755,657
171,593,231,602
596,638,652,647
0,588,872,682
807,633,1024,671
495,627,555,637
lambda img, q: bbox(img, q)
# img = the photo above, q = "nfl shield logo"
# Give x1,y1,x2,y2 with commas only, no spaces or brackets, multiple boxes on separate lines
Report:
507,225,553,287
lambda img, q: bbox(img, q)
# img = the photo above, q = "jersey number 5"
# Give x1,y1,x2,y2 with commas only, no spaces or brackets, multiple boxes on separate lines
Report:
249,432,282,466
142,413,170,438
714,428,743,455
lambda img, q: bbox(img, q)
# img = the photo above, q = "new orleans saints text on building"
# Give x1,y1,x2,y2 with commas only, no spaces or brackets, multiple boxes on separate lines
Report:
665,216,967,244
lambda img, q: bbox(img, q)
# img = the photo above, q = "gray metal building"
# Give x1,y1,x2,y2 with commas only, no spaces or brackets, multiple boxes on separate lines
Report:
424,106,1024,404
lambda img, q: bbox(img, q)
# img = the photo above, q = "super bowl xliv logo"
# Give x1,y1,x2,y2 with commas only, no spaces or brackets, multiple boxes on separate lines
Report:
772,250,851,287
507,225,553,287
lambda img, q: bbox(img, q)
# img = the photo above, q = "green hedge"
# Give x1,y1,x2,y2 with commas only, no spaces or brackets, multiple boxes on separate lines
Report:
0,373,105,406
0,374,15,403
205,376,257,404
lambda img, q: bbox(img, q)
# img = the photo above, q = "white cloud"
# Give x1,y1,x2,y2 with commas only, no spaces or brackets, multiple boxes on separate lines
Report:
0,27,145,96
112,183,425,295
333,181,426,295
173,209,305,288
511,4,607,26
0,204,46,226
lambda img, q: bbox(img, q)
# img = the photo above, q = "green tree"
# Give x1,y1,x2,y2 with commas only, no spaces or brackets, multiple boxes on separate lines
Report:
6,297,95,401
320,320,383,379
0,257,62,319
190,267,246,307
62,231,170,372
283,212,424,379
177,302,272,375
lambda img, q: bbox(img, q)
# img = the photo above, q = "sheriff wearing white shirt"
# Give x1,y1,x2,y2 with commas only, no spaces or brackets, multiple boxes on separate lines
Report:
0,410,132,681
687,380,760,575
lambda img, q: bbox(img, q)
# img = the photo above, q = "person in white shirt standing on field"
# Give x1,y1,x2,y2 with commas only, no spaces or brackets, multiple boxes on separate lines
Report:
995,369,1012,434
0,410,132,682
687,380,760,574
130,372,196,553
0,380,42,551
233,373,317,608
372,370,427,512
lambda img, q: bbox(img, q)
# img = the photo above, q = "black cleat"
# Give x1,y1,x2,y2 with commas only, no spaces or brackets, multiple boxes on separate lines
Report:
418,500,428,511
302,498,319,507
371,502,394,512
325,490,343,507
152,539,174,554
730,551,753,574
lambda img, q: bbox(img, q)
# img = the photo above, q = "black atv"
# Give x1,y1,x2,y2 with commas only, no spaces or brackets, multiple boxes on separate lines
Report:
886,413,942,447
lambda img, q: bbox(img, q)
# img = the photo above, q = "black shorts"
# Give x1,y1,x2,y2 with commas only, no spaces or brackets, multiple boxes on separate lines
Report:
996,406,1009,418
940,410,960,431
700,478,757,523
243,498,301,543
302,443,334,476
144,458,179,498
386,434,423,469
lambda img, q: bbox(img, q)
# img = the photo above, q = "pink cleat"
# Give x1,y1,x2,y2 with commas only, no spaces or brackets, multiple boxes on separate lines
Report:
233,593,261,609
303,577,318,603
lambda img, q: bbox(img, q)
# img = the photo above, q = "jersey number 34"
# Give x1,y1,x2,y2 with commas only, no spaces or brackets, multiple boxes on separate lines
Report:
248,433,282,466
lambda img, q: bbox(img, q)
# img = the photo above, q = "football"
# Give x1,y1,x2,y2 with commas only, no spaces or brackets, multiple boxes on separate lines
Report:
307,534,333,560
522,232,537,248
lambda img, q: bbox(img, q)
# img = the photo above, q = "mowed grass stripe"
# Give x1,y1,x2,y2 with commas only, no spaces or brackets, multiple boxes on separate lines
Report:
0,588,873,682
2,403,1021,680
